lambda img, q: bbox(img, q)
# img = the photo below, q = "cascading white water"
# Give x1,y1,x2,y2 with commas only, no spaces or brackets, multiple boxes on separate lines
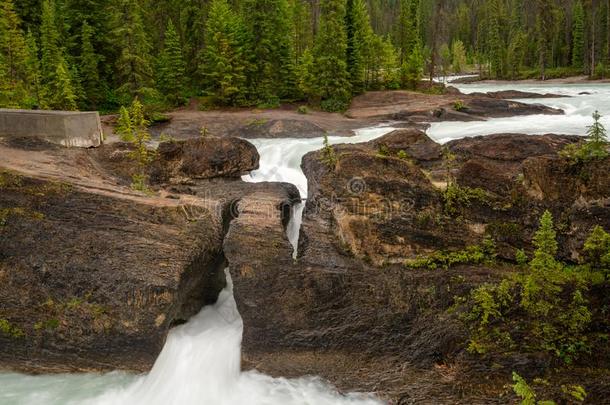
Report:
0,271,382,405
2,82,609,405
243,126,399,252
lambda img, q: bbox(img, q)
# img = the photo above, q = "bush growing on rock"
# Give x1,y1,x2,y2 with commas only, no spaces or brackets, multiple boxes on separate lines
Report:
560,110,608,163
458,211,595,363
319,135,337,169
115,98,154,192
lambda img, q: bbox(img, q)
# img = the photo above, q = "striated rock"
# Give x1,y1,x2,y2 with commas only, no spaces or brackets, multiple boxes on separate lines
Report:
369,128,443,163
470,90,566,99
150,137,259,184
0,172,226,373
229,118,327,139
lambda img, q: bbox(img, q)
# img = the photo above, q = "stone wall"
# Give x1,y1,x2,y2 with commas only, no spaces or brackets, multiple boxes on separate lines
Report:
0,109,103,148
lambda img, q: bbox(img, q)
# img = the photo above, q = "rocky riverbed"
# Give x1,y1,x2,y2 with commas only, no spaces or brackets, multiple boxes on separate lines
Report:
1,86,609,403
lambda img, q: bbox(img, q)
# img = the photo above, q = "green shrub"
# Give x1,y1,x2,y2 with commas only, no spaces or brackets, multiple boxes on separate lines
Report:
560,111,608,163
297,105,309,114
320,98,349,113
405,237,496,270
582,225,610,276
443,183,489,216
377,144,390,157
453,100,466,111
397,150,409,160
0,319,25,338
319,135,337,169
458,211,593,363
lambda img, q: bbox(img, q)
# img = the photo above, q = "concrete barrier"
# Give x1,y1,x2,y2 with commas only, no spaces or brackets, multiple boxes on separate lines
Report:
0,109,104,148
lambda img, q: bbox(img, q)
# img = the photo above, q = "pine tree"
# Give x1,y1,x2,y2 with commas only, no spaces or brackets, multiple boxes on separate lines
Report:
572,0,585,69
507,30,527,79
201,0,247,106
451,40,467,73
296,47,316,101
40,0,61,84
346,0,374,94
401,42,423,90
242,0,296,104
111,0,154,98
24,29,42,106
0,0,28,106
0,52,19,108
313,0,351,111
583,110,609,158
156,19,186,105
79,21,101,108
0,0,27,74
488,0,504,78
47,57,78,110
399,0,420,65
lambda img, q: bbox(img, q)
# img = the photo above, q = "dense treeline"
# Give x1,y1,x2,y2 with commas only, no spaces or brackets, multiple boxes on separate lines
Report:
0,0,609,113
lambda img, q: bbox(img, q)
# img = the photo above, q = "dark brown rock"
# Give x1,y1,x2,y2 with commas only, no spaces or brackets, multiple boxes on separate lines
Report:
150,137,259,184
369,129,443,163
0,173,226,373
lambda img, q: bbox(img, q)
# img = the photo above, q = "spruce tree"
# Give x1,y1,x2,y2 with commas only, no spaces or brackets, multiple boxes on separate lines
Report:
401,42,423,90
0,0,27,87
242,0,296,104
296,47,316,101
0,52,19,108
79,21,101,108
24,29,42,107
201,0,247,106
111,0,154,98
313,0,351,111
47,57,78,110
346,0,374,94
451,40,467,73
156,19,186,105
572,0,585,69
40,0,61,84
488,0,504,78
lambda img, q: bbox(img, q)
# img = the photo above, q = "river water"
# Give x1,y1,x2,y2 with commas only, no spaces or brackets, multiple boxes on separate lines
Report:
1,81,609,404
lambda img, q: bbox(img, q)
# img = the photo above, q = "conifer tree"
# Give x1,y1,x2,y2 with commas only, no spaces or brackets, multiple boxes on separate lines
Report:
201,0,247,106
156,19,186,105
0,0,28,106
47,57,78,110
451,40,467,73
296,47,316,101
313,0,351,111
79,21,101,108
572,0,585,69
111,0,154,98
346,0,374,94
0,52,19,108
401,42,423,90
40,0,61,84
242,0,296,103
24,29,42,106
488,0,504,78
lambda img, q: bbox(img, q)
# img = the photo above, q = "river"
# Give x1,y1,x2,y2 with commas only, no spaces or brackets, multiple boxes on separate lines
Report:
1,80,609,405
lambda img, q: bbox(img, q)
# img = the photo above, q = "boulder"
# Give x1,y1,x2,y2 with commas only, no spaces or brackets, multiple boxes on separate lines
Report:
150,137,259,184
230,119,327,139
368,129,443,163
0,172,226,373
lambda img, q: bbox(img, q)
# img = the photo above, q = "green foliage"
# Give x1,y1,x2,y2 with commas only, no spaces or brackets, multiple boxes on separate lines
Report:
516,249,529,266
560,111,608,163
571,1,585,69
453,100,466,111
0,318,25,338
297,105,308,114
46,58,78,110
405,237,496,270
156,19,186,105
443,183,489,216
582,226,610,275
111,0,153,99
397,150,408,160
459,211,593,363
313,0,351,107
201,0,247,106
451,40,467,73
319,135,337,169
78,21,102,109
115,98,153,192
400,43,423,90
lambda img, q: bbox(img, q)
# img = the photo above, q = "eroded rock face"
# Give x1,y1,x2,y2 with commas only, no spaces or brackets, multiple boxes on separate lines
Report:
302,131,610,265
151,137,259,184
0,173,226,373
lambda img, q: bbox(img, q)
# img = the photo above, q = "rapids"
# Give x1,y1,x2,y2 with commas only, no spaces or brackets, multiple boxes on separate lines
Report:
2,80,609,405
